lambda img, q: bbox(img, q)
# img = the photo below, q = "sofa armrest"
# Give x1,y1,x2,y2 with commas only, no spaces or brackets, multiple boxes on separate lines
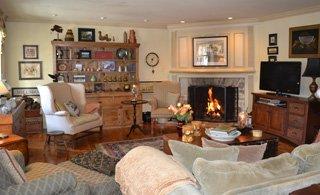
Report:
0,171,78,195
9,150,25,171
54,111,69,116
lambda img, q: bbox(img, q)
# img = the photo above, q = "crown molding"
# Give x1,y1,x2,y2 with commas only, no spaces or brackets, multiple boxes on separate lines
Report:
6,18,168,29
258,4,320,22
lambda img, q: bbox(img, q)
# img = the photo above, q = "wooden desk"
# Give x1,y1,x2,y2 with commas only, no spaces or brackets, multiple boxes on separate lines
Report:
0,134,29,164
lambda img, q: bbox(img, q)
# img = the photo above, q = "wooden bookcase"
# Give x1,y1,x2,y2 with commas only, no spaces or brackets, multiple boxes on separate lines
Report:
52,41,142,129
252,93,320,145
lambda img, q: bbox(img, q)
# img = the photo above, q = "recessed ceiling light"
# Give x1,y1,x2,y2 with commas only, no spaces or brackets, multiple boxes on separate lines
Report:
100,16,106,20
180,20,186,24
52,14,58,17
144,19,149,22
227,17,233,20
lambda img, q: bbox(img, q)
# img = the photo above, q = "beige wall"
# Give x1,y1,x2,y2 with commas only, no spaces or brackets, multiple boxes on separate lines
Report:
3,22,170,87
253,11,320,97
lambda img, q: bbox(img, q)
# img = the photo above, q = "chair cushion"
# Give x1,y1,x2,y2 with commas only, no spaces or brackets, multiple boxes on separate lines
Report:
168,140,239,172
64,100,80,117
0,148,26,189
166,92,180,107
291,142,320,173
70,150,119,176
202,138,267,162
193,153,299,195
69,113,100,127
151,108,172,118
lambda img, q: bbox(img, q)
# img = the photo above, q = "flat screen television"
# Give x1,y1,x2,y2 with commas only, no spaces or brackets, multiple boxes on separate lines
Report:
260,61,301,95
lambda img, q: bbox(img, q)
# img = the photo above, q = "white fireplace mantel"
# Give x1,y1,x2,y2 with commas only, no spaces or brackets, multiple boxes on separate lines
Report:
169,67,255,74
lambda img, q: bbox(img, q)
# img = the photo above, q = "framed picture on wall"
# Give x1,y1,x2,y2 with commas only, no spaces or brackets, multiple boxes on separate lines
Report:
18,61,43,80
289,24,320,58
78,28,95,42
269,34,277,46
267,46,279,55
193,36,228,67
12,87,39,97
23,45,39,59
268,56,277,62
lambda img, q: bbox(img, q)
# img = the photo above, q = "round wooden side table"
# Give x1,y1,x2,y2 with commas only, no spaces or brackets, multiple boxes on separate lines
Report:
44,131,69,157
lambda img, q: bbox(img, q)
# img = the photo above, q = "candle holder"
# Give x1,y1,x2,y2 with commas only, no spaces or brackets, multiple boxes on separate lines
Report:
182,124,194,143
237,111,248,130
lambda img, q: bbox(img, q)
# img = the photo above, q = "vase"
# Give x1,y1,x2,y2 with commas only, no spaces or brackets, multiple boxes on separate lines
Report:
176,121,185,137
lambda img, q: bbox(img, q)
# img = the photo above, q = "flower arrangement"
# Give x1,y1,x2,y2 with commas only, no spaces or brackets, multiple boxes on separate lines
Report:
168,103,193,123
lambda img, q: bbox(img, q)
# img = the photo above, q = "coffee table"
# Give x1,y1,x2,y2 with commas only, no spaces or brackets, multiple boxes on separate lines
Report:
163,130,279,159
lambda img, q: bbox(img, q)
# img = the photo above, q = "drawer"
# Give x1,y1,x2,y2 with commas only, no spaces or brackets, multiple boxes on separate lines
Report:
288,114,305,129
288,102,305,116
287,127,303,143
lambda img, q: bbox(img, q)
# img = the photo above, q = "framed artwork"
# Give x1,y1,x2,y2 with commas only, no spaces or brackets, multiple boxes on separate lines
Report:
193,36,228,67
101,61,116,71
18,61,43,80
268,56,277,62
267,46,279,55
269,34,277,46
78,28,95,42
289,24,320,58
139,81,161,93
12,87,39,97
23,45,38,59
79,50,91,59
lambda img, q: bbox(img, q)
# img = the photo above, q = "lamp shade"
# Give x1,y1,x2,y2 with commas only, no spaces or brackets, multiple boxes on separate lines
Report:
302,58,320,78
0,81,9,95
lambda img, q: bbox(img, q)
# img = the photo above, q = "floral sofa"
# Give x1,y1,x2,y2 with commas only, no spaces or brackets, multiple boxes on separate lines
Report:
0,150,120,195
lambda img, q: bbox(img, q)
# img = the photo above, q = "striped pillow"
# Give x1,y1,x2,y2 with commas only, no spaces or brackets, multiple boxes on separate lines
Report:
0,148,26,189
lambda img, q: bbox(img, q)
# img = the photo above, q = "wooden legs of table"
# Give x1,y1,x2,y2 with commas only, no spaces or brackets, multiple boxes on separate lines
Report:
44,133,69,159
151,118,157,136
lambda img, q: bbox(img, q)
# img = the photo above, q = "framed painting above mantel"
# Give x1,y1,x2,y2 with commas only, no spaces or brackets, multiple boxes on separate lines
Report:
193,36,228,67
289,24,320,58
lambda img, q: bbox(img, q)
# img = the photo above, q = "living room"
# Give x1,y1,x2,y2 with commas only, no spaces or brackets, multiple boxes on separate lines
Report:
1,0,320,194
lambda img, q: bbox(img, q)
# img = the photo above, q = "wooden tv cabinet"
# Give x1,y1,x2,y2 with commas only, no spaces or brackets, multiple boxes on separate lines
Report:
252,93,320,145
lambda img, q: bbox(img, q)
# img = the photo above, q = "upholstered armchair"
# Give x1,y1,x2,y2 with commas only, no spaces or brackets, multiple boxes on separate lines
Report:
37,83,103,136
150,81,180,124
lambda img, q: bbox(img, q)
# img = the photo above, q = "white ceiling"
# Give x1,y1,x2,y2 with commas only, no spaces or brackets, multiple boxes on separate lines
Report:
1,0,320,28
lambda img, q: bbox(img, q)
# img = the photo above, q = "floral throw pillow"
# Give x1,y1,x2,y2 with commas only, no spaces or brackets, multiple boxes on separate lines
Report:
64,101,80,117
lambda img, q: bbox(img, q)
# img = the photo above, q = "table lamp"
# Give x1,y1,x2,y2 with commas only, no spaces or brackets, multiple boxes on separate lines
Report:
302,58,320,101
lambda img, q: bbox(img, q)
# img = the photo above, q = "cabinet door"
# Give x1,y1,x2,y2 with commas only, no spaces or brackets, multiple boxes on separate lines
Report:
269,107,286,136
253,104,269,130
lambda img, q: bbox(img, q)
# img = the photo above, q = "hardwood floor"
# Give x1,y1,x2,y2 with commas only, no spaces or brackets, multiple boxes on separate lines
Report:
26,122,295,164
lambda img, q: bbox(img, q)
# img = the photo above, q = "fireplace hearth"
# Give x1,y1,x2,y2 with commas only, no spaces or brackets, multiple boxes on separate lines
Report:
188,85,238,122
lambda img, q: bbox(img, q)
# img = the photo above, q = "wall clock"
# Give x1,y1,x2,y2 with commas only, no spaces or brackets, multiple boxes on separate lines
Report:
145,52,159,74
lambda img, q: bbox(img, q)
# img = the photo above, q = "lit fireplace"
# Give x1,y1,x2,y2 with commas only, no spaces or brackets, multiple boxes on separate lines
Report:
206,87,223,118
188,85,238,122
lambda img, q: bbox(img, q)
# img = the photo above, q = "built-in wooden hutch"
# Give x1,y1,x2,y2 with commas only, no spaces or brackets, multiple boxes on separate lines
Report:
52,41,142,129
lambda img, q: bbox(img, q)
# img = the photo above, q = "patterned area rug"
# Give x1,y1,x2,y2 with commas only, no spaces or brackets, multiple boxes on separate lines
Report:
96,136,164,159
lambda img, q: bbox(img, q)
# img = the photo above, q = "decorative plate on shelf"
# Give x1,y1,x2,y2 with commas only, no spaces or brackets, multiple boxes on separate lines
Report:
58,63,67,71
116,48,129,59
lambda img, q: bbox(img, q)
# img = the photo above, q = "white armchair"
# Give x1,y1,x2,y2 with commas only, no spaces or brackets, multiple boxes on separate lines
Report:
37,83,103,135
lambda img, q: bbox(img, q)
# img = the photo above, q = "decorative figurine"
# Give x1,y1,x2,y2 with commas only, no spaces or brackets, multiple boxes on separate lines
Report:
64,29,74,41
128,29,137,44
98,31,111,42
50,25,63,41
123,31,128,43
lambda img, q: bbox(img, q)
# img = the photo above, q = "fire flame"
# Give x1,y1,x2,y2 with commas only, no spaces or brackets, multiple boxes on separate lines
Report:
206,88,223,118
